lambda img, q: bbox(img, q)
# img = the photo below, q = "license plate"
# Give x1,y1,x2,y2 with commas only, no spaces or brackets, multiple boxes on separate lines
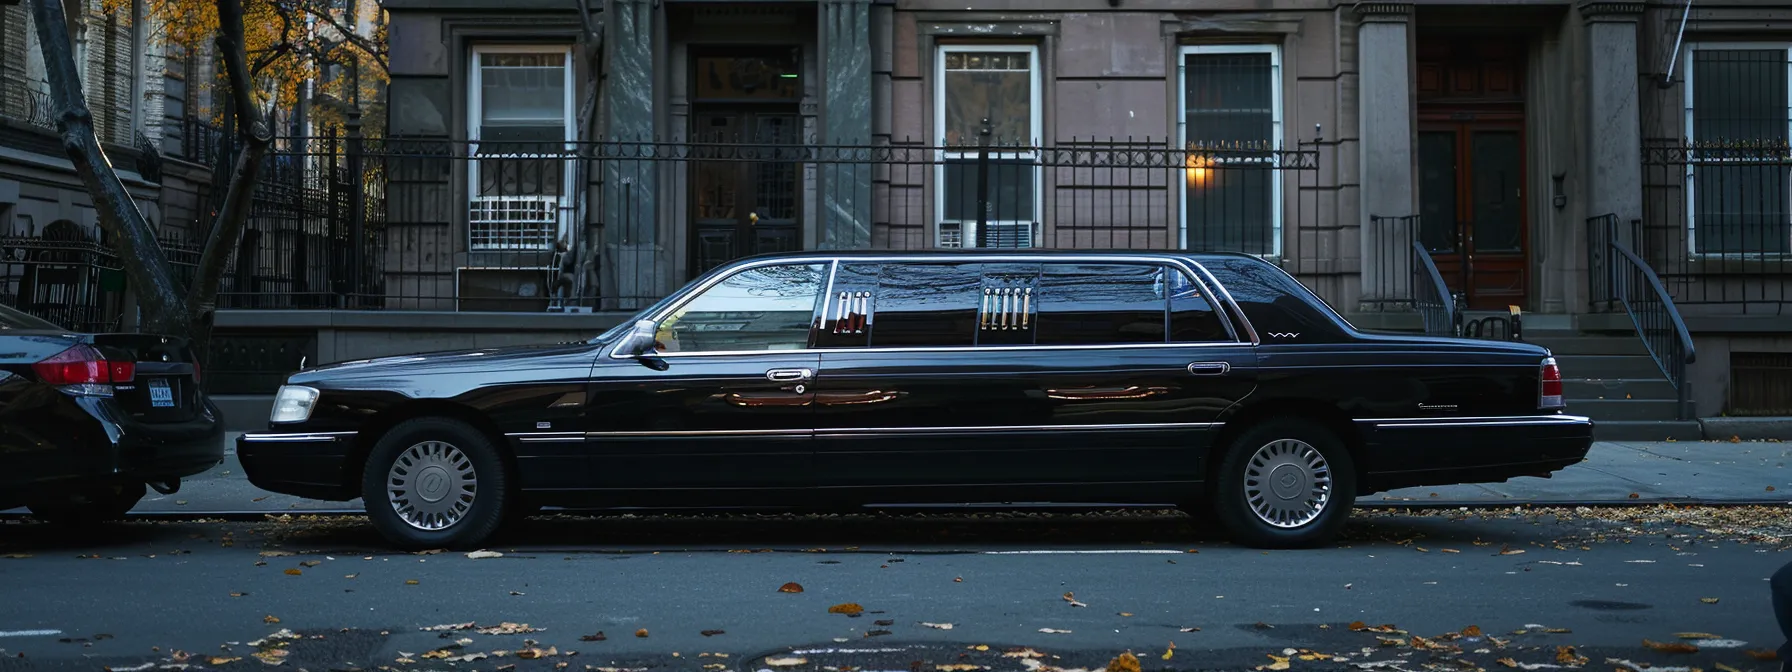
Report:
148,378,175,408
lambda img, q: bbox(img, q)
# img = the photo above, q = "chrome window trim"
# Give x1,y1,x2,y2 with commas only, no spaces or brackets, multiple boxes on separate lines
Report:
607,253,1260,360
241,431,358,443
815,259,840,344
644,340,1253,359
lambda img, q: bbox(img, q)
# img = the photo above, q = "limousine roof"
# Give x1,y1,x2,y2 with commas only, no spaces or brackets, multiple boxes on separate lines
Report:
728,248,1267,265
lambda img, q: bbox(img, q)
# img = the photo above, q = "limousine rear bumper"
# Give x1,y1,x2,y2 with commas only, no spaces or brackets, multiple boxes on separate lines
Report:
1351,414,1595,495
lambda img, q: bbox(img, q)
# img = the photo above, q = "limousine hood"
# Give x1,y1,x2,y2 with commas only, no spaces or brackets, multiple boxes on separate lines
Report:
287,342,599,385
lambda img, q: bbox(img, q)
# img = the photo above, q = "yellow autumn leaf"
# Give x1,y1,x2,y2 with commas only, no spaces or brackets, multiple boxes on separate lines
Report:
282,568,301,576
827,603,864,615
1105,652,1141,672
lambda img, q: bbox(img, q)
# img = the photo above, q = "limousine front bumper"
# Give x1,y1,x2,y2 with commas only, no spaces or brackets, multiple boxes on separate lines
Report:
1352,414,1595,495
237,431,359,501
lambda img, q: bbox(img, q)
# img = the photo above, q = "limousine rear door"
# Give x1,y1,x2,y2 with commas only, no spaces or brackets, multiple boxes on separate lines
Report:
808,259,1256,495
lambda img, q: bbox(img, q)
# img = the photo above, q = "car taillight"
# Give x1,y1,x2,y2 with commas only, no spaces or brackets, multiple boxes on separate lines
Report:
1539,356,1564,410
33,344,131,396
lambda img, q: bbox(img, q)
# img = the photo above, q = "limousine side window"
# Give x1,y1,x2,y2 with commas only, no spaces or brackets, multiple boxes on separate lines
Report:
653,263,826,353
1166,268,1233,343
1035,263,1165,345
866,263,981,348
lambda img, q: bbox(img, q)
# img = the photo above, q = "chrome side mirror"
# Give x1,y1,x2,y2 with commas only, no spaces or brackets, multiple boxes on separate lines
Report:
613,319,659,359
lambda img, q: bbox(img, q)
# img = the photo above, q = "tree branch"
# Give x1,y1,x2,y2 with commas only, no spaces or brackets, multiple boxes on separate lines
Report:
187,0,274,345
296,2,388,73
29,0,186,334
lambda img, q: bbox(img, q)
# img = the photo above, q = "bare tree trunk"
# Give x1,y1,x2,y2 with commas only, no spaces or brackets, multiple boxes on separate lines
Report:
185,0,273,359
29,0,185,334
568,0,603,305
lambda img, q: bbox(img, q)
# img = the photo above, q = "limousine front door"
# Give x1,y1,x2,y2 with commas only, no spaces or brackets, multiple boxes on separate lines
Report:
583,262,827,492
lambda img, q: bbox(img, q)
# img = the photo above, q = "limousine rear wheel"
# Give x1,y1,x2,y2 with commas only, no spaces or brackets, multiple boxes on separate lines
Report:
361,417,509,550
1211,419,1357,549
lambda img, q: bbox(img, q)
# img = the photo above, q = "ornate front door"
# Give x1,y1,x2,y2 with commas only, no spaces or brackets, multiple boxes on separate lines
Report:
688,111,803,278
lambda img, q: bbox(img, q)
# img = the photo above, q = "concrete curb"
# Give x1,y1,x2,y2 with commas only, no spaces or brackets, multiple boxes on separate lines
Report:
4,499,1788,523
1700,416,1792,441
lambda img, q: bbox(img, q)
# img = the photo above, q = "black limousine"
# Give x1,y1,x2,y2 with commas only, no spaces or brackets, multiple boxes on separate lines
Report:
239,251,1593,549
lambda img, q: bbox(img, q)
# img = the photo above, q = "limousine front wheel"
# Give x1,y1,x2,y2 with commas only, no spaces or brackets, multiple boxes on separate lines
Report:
1210,419,1357,549
361,417,510,550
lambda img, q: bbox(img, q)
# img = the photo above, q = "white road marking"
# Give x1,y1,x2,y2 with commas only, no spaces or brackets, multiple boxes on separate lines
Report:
981,549,1184,555
0,630,61,638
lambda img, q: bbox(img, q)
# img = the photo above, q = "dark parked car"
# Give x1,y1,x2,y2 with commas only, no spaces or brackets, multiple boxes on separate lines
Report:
239,251,1593,549
0,304,222,524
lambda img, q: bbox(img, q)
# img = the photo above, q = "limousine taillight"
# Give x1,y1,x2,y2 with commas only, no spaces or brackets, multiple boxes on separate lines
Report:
1539,357,1565,410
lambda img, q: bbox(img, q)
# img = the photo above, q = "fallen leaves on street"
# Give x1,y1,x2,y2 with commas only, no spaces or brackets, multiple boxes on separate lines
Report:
778,582,804,593
1062,592,1087,607
827,603,864,615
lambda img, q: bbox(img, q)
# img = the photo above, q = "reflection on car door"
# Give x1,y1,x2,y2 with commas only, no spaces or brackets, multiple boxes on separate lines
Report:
810,259,1257,495
585,262,826,491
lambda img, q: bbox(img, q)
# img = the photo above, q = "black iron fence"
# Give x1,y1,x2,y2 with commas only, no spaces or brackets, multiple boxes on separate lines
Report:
1411,238,1459,338
195,136,1336,313
1637,140,1792,315
0,226,201,333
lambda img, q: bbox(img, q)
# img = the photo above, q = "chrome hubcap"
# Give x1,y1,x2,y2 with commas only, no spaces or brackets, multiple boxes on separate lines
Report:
386,441,477,531
1242,438,1332,529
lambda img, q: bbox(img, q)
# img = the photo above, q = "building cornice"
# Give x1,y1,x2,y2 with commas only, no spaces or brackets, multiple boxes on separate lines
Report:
1576,1,1645,18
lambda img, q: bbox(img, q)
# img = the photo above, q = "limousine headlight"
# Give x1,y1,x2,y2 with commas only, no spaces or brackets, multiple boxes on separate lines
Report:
270,385,321,424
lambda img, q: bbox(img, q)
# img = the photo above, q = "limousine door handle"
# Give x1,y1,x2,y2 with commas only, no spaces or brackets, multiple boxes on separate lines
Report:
765,368,814,382
1187,362,1231,376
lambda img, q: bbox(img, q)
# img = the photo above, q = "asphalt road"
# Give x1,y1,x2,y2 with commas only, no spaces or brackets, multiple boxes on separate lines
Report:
0,509,1785,672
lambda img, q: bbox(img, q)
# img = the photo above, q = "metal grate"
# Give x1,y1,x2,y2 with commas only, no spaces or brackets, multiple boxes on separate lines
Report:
468,196,558,250
1729,352,1792,416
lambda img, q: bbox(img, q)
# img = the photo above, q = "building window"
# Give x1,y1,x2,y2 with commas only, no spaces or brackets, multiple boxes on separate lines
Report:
935,45,1041,249
467,46,575,251
1178,44,1283,257
1684,44,1792,256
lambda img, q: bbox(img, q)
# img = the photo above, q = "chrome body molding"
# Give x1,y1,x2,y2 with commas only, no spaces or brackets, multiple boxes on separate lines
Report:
240,431,358,443
505,422,1221,441
1357,414,1592,429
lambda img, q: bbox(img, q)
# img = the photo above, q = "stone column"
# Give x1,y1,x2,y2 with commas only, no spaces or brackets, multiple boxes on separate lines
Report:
601,0,659,310
1356,3,1417,305
819,0,874,250
1579,2,1644,247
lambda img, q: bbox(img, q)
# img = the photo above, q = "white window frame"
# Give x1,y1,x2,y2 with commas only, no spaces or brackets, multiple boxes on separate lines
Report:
1681,42,1792,258
1175,44,1284,258
466,43,577,252
933,43,1044,249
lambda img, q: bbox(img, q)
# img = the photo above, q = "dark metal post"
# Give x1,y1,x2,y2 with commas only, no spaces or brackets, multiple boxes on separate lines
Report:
346,110,366,306
975,118,991,248
328,130,344,307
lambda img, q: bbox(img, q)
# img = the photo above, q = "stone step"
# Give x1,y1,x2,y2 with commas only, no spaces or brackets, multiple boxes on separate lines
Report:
1563,378,1679,401
1593,420,1705,442
1567,398,1686,422
1554,354,1669,381
1523,335,1650,356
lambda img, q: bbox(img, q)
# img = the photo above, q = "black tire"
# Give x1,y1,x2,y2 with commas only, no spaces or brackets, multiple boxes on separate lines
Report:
1209,418,1356,549
361,417,510,550
28,482,146,526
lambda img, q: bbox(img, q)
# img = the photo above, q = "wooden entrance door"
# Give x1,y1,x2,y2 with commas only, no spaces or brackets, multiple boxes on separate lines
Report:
688,111,803,277
1416,35,1528,311
1417,121,1527,310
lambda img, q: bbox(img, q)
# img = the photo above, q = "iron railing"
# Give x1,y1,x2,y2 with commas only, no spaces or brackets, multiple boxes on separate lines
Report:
1639,140,1792,315
1608,235,1698,419
1410,238,1459,338
0,78,58,131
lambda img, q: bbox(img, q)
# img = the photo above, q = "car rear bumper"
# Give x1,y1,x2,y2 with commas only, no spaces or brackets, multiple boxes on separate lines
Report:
1,396,226,496
237,432,358,500
1353,414,1595,494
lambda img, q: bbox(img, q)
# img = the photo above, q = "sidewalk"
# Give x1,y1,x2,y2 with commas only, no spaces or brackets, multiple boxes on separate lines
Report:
5,435,1791,517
